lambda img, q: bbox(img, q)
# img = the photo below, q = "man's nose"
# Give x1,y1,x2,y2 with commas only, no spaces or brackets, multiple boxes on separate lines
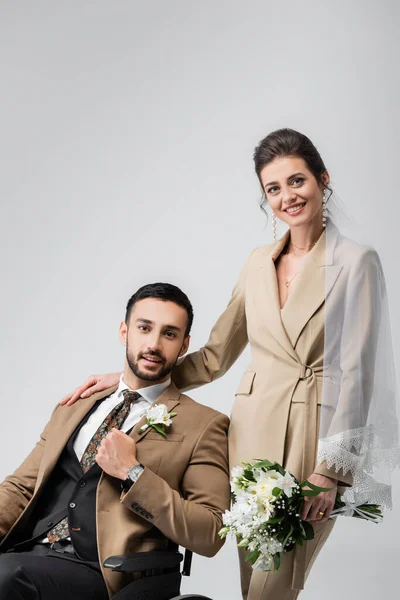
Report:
146,332,163,351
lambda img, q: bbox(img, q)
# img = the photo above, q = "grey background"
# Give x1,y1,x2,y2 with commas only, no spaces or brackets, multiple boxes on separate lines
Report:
0,1,399,598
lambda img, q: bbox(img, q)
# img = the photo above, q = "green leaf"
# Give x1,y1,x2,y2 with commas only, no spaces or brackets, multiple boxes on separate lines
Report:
267,516,284,524
282,525,294,549
272,487,282,497
273,553,281,570
243,469,256,482
301,479,334,493
253,459,274,469
245,549,261,564
151,424,167,437
301,490,321,497
301,521,315,541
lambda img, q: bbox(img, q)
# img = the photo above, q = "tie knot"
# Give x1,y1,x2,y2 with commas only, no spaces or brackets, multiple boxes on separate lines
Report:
122,389,141,405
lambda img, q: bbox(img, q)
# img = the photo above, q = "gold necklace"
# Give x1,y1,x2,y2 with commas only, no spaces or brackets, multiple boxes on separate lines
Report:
290,240,317,252
285,271,299,288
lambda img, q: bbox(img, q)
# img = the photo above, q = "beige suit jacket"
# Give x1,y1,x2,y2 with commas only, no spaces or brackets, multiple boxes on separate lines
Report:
173,227,354,486
0,383,230,597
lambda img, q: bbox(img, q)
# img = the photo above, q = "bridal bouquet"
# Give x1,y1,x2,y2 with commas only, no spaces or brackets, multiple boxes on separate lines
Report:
219,459,383,572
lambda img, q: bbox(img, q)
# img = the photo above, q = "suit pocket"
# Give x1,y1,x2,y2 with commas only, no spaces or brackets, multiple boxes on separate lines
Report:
235,371,256,395
143,432,184,442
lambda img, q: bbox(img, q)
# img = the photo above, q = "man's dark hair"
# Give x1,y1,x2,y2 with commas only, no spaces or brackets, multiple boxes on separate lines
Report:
125,283,194,336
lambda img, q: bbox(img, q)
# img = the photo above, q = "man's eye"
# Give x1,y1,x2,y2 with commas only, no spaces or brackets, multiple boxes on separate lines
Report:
165,331,177,338
138,326,149,331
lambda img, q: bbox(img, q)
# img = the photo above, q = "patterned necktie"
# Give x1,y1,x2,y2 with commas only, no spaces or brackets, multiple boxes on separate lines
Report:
47,390,141,543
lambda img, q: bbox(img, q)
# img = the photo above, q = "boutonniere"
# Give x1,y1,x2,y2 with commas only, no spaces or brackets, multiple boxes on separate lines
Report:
138,404,177,437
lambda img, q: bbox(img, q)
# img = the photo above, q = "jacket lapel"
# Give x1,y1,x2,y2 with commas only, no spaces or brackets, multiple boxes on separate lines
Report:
281,226,342,348
131,382,181,443
37,386,119,490
255,231,298,360
38,383,181,489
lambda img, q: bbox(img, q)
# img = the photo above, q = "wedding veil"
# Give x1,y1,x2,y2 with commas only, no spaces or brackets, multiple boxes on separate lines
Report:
317,198,400,508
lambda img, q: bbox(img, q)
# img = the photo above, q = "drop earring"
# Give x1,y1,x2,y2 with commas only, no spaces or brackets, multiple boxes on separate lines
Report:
322,189,328,228
272,213,277,242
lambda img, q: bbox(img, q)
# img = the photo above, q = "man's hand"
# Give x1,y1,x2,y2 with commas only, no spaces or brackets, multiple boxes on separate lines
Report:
96,429,139,480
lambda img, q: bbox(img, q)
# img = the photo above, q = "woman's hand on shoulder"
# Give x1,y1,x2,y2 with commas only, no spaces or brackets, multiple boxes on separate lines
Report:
60,372,122,406
301,473,337,524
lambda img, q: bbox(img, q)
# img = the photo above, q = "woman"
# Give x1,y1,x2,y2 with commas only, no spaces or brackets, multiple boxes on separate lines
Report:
62,129,399,599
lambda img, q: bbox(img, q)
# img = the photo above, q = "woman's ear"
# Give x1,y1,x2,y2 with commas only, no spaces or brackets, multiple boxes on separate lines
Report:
321,170,330,188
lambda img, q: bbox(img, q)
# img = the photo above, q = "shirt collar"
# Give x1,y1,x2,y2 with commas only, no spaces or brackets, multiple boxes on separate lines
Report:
117,374,171,405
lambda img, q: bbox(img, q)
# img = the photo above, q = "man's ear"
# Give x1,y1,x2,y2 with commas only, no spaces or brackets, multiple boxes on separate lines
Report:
119,321,128,346
179,335,190,357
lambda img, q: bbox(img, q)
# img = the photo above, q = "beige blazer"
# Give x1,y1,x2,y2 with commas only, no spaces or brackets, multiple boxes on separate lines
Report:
173,227,354,486
0,383,230,597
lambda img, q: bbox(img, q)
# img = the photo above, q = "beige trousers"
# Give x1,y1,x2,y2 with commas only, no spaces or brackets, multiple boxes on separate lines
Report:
239,518,335,600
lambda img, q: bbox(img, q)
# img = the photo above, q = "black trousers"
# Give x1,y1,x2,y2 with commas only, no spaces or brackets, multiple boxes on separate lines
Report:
0,543,109,600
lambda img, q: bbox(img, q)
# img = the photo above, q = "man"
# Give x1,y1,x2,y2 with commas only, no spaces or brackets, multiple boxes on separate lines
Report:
0,283,230,599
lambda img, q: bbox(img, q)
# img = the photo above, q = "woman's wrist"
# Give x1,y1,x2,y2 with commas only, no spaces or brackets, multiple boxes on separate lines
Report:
312,472,338,486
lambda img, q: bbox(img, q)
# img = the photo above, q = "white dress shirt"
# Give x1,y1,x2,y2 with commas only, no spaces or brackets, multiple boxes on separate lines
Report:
73,375,171,461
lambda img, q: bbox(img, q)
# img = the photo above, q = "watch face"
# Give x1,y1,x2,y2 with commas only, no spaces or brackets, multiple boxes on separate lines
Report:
129,465,144,481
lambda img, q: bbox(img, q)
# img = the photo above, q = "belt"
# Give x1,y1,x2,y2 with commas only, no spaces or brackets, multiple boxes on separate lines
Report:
49,540,76,555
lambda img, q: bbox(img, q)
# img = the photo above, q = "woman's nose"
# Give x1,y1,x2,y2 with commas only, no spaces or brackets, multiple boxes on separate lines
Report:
282,187,296,204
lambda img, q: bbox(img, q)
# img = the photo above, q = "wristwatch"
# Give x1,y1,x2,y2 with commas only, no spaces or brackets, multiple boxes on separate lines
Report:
121,464,145,492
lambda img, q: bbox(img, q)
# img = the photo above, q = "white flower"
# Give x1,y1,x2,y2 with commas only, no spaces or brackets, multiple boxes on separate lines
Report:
231,465,245,479
138,404,177,436
276,471,297,498
267,539,283,555
220,460,305,576
254,470,281,503
145,403,173,425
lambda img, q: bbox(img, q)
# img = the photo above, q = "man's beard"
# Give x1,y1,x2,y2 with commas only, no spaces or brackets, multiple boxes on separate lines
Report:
126,344,178,382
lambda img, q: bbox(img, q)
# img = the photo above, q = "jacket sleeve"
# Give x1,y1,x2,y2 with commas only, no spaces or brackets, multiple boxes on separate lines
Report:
172,251,256,392
120,412,230,557
0,407,57,538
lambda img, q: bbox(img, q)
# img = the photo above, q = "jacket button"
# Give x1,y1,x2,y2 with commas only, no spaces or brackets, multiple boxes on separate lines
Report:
69,502,76,509
46,521,53,527
78,481,86,488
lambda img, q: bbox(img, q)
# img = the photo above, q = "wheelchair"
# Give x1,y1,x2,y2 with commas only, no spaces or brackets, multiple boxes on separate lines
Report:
105,548,213,600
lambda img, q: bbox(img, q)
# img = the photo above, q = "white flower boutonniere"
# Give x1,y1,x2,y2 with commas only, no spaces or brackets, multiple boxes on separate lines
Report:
138,404,177,437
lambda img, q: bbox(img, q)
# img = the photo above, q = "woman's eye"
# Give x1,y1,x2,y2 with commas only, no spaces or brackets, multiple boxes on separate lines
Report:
267,186,278,194
292,177,304,186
